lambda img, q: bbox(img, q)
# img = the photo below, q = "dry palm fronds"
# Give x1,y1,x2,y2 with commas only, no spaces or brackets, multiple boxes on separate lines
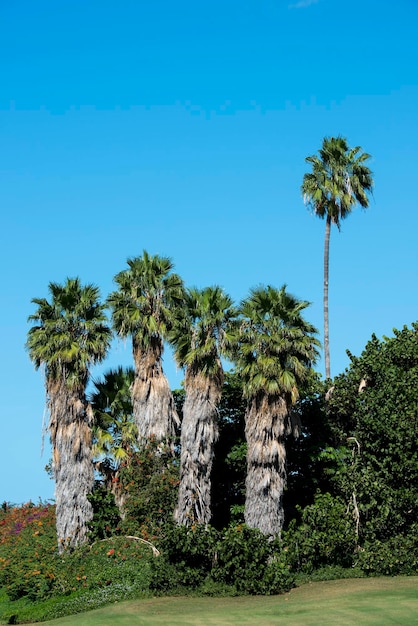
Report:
244,394,288,538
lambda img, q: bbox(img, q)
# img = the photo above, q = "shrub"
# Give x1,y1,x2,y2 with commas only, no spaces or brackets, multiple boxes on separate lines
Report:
213,525,293,595
151,524,219,591
283,492,357,574
119,440,180,542
0,502,57,601
356,526,418,576
151,523,293,596
0,503,155,604
88,483,121,541
51,536,154,597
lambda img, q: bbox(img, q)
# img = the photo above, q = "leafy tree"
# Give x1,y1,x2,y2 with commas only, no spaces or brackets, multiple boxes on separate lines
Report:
302,136,373,379
326,324,418,545
26,278,111,551
234,285,320,537
169,286,236,525
107,251,184,445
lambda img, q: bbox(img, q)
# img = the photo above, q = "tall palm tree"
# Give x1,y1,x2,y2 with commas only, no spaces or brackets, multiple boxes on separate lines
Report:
302,136,373,379
170,286,236,525
235,285,319,538
90,366,137,514
107,251,184,445
26,278,111,551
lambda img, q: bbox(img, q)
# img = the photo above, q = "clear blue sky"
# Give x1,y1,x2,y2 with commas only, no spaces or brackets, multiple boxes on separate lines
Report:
1,0,417,504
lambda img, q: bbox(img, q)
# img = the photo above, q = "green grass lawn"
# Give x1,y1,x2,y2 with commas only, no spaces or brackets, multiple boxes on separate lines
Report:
16,576,418,626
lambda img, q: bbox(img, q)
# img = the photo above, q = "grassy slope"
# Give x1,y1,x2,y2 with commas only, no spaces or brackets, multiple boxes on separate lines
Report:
21,577,418,626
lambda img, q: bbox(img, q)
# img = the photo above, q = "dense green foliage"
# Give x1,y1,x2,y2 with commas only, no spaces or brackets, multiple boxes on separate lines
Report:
284,324,418,577
151,523,294,596
87,485,122,541
118,440,180,541
326,325,418,544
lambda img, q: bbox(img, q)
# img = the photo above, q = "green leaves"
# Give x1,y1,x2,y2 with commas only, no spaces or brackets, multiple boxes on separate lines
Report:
26,277,111,388
326,323,418,545
234,285,320,401
108,251,185,349
169,285,236,379
91,367,137,469
302,136,373,229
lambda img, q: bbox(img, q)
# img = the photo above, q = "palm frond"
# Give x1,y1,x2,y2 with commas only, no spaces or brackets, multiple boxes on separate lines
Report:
234,285,320,402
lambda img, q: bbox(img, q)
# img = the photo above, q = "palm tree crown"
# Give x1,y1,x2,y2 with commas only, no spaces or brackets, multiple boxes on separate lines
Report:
236,285,320,402
91,366,137,468
171,285,236,380
108,251,184,351
302,136,373,229
90,366,137,515
27,277,111,388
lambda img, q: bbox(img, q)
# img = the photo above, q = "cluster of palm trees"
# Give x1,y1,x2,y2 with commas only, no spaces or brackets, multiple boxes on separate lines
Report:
27,136,373,551
26,256,319,549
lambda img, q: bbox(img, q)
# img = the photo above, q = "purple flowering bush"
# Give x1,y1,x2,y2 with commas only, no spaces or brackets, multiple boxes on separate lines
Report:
0,502,57,600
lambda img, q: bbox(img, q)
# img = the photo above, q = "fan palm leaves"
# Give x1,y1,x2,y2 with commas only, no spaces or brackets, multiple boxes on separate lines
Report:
26,278,111,551
90,366,137,513
170,286,237,525
302,136,373,378
234,285,319,537
107,251,184,444
91,366,137,462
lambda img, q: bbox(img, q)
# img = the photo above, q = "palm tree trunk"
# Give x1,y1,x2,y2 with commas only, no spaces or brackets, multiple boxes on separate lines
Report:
244,393,288,537
175,371,221,525
324,214,331,379
132,339,179,445
48,381,94,553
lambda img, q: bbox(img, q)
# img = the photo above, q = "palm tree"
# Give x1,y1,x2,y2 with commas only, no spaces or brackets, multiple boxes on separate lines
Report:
107,251,184,445
170,286,236,525
26,278,111,551
90,366,137,514
302,136,373,379
235,285,319,538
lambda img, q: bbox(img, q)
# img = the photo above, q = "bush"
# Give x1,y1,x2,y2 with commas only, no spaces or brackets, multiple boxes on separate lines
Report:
294,565,365,585
213,525,293,594
357,526,418,576
119,440,180,542
151,523,293,596
151,524,219,591
0,503,155,604
88,483,121,541
0,502,57,601
283,492,357,574
51,536,154,597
